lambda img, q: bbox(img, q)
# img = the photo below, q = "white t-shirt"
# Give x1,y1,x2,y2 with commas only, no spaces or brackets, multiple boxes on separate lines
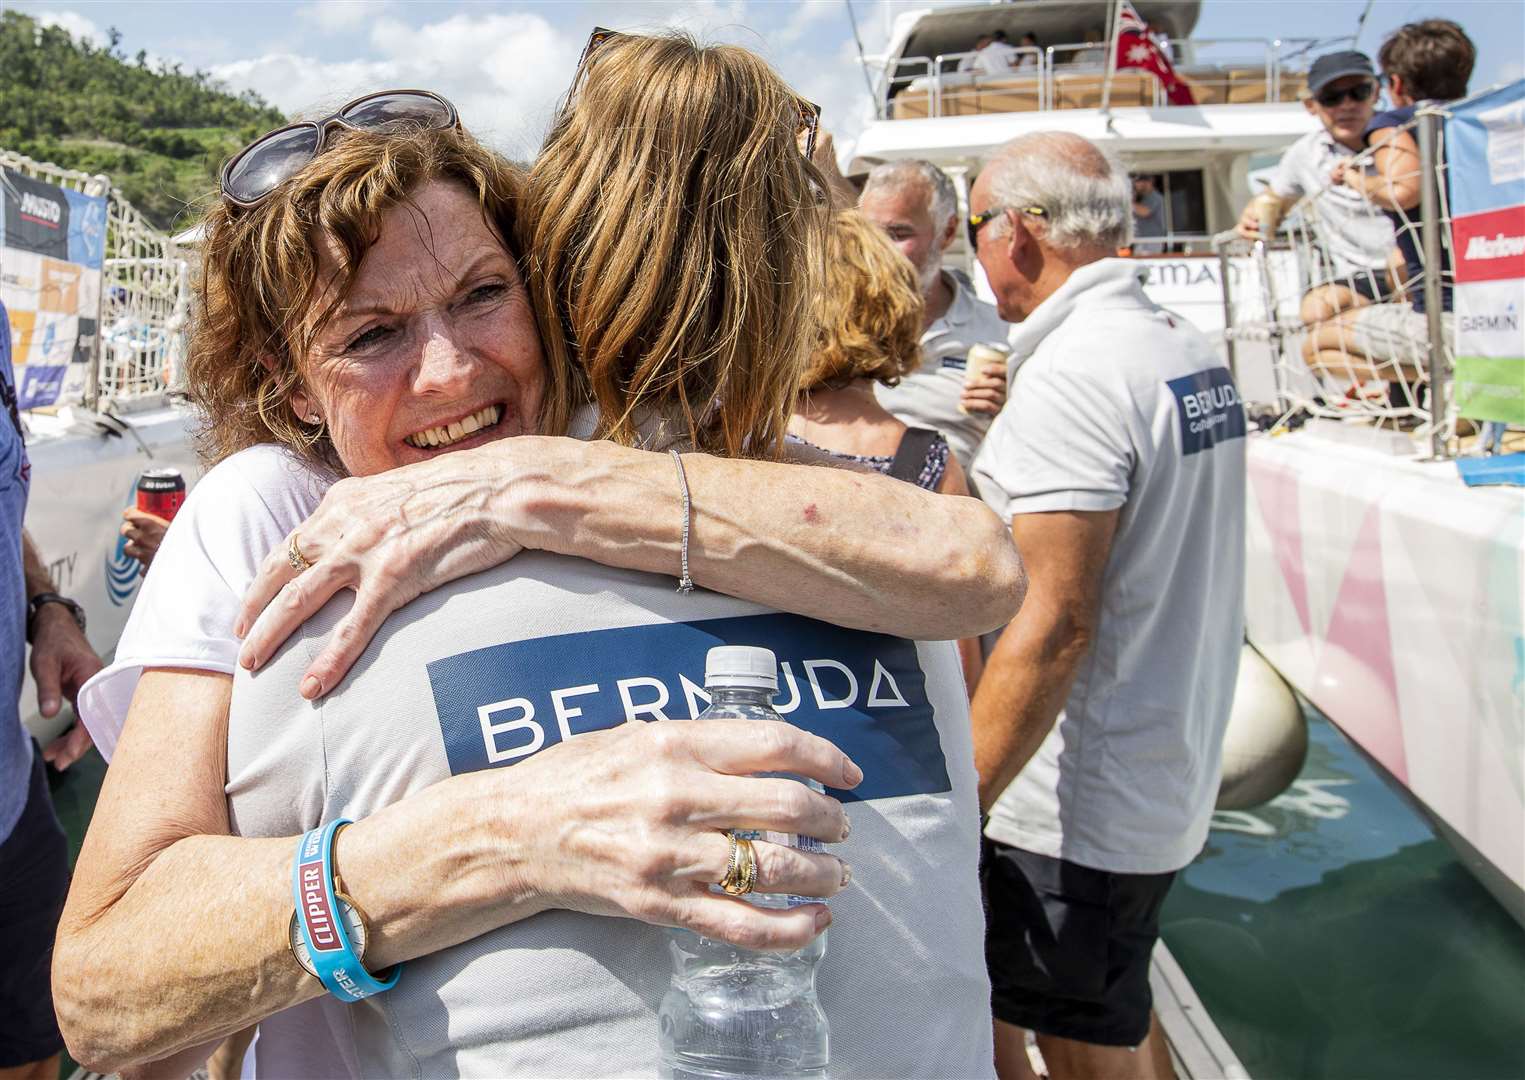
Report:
75,443,353,1080
224,527,993,1078
972,258,1246,875
958,41,1022,76
875,270,1011,470
1270,128,1396,279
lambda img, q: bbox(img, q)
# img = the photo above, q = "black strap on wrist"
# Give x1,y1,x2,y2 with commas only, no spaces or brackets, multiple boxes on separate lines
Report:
27,592,85,644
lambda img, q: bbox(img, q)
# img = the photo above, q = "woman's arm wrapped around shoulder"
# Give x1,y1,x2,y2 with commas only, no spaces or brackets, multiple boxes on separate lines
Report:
54,667,858,1074
235,436,1026,699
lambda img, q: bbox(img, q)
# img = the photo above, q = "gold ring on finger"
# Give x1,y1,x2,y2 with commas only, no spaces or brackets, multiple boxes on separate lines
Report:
720,834,757,897
287,533,314,573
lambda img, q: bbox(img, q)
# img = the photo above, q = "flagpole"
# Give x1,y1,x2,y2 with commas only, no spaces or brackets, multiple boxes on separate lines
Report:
1099,0,1122,118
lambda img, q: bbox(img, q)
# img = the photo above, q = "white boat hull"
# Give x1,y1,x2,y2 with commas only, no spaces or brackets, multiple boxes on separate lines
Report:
1243,424,1525,918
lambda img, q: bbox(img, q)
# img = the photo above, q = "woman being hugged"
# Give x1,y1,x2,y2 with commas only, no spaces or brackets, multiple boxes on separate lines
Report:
790,209,984,691
58,36,1007,1080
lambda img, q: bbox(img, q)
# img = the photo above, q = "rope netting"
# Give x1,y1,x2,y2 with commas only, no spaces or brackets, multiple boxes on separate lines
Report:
1216,104,1455,446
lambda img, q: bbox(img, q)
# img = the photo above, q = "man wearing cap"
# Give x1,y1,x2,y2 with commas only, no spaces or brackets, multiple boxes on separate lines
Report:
1235,50,1397,324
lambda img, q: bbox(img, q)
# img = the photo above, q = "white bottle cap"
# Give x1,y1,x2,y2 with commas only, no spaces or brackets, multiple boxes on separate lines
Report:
704,646,779,692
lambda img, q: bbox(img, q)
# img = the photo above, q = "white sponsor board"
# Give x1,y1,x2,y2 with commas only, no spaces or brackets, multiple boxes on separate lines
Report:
21,404,200,743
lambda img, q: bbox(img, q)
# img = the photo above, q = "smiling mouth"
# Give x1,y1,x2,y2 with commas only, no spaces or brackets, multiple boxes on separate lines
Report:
404,403,504,450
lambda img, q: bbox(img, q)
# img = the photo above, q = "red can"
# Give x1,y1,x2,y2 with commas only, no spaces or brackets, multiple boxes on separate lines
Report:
136,468,186,521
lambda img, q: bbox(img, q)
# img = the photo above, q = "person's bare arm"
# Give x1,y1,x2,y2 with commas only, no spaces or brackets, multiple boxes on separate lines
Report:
235,437,1026,698
23,529,102,768
936,456,986,695
972,509,1117,811
54,667,857,1073
1335,127,1420,212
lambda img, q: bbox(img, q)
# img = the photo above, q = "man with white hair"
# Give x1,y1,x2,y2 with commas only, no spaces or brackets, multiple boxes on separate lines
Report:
858,160,1010,470
968,132,1246,1080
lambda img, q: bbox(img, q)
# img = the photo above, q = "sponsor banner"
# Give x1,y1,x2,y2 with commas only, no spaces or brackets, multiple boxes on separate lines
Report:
1447,80,1525,424
1446,81,1525,217
1,168,106,409
427,611,948,802
1452,205,1525,283
1453,278,1525,424
2,168,70,259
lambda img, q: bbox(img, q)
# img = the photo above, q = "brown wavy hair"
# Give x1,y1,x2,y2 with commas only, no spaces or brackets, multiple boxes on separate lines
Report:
802,211,923,391
520,31,827,459
187,124,561,472
1378,19,1474,103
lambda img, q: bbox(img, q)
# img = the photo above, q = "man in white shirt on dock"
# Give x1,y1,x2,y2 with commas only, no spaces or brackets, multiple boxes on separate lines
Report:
968,132,1247,1080
858,160,1011,471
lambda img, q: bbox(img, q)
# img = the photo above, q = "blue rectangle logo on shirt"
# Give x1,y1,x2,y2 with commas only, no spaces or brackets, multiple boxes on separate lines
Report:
1167,367,1246,455
425,612,949,802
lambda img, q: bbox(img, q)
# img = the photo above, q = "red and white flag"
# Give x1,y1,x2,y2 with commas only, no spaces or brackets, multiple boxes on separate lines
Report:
1113,0,1195,106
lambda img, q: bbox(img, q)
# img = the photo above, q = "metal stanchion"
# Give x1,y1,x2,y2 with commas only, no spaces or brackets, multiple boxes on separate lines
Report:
1217,240,1239,384
1417,109,1448,460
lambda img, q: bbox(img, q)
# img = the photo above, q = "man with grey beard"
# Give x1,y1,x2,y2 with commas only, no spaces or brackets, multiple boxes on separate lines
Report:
859,160,1010,470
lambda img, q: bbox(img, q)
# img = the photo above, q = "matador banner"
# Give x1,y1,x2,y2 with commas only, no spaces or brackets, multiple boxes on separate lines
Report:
1,166,107,410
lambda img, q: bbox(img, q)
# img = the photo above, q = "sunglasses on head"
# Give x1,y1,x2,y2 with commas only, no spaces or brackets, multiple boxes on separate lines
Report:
220,89,459,209
967,204,1047,249
1314,81,1376,108
574,26,821,160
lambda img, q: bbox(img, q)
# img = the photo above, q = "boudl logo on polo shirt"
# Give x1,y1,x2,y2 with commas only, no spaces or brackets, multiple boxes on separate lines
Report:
426,612,951,801
1167,367,1246,455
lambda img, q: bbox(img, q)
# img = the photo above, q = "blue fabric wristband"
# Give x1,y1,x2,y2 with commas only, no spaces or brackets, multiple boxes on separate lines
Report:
292,818,401,1002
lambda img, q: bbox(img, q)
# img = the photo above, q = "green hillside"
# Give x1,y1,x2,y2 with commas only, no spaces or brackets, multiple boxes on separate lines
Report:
0,11,285,231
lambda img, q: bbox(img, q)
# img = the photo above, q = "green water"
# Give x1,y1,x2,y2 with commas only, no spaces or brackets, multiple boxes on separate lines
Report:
1162,709,1525,1080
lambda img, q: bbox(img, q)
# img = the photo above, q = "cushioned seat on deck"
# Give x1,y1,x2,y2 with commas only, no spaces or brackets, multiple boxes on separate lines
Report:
1051,71,1154,109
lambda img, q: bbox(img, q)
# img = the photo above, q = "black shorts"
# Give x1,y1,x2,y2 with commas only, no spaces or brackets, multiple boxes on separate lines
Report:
0,744,70,1067
982,838,1176,1047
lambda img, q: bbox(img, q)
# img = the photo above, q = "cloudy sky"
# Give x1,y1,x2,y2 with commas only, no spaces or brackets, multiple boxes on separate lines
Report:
15,0,1524,160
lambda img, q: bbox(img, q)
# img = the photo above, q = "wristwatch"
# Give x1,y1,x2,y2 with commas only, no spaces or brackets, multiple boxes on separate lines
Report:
27,592,85,644
288,896,373,980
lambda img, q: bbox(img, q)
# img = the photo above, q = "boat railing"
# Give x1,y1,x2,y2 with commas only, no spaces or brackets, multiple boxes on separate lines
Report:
1214,104,1456,458
884,36,1317,119
1,147,189,415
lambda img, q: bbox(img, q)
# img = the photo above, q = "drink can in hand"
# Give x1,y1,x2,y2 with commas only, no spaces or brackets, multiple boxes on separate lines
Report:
959,343,1009,414
136,468,186,521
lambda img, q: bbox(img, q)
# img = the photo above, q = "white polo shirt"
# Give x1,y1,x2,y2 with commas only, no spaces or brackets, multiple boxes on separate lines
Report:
972,259,1246,875
875,270,1011,470
1270,127,1396,279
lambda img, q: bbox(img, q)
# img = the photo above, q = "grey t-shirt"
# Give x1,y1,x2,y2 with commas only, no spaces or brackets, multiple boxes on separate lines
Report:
875,271,1011,470
973,259,1246,875
1132,188,1166,254
227,554,992,1077
1271,127,1396,278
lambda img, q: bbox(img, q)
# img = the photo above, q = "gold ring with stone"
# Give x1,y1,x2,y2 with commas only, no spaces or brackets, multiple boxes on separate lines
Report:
287,534,314,573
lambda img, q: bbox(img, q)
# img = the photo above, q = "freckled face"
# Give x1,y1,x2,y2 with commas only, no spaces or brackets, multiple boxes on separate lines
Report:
293,179,546,477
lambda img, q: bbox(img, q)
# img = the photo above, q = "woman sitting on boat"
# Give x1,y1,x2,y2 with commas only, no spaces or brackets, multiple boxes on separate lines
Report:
58,32,1010,1080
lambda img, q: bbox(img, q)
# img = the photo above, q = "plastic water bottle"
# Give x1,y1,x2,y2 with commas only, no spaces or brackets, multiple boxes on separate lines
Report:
658,646,830,1079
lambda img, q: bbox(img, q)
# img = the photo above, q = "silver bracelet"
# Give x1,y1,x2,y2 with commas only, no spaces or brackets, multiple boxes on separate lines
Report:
670,449,695,595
